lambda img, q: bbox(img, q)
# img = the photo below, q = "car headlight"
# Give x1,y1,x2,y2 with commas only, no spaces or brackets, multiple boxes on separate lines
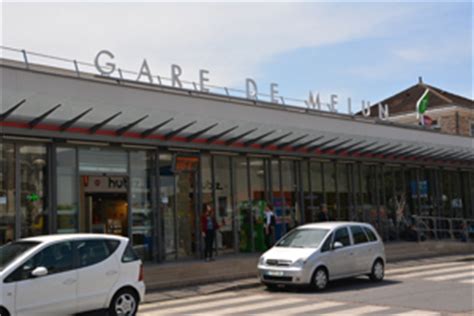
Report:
292,258,305,268
259,256,265,265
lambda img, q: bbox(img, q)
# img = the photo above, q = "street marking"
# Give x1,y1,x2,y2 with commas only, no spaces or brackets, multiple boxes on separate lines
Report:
386,261,466,275
460,279,474,284
256,301,346,315
155,294,268,314
395,264,473,279
393,310,440,316
139,291,238,310
425,270,474,281
321,304,389,315
211,297,305,315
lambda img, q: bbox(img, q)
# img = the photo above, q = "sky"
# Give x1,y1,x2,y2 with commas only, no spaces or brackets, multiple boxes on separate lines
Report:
1,1,472,113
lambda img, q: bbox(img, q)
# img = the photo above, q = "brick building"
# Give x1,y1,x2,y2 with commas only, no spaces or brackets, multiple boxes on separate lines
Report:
366,78,474,137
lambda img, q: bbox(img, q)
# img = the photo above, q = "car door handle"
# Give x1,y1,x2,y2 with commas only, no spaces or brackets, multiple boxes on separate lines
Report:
63,278,76,285
106,270,118,276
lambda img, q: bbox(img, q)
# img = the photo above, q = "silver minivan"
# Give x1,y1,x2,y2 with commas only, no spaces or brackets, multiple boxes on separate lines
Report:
258,222,385,290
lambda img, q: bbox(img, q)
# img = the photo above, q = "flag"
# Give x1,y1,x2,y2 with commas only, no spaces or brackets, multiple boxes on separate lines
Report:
416,88,430,124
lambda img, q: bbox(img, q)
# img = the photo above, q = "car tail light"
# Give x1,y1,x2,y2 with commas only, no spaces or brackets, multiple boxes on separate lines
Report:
138,263,144,282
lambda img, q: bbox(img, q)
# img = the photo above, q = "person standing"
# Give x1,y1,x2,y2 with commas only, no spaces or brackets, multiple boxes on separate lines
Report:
201,203,219,261
317,204,331,222
264,203,276,249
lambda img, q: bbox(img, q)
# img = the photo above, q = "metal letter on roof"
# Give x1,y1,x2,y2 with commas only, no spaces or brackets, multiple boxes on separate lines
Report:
94,50,116,76
136,59,154,84
171,64,183,88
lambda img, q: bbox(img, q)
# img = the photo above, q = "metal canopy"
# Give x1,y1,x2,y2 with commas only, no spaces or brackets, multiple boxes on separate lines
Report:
403,147,439,159
391,146,427,158
206,125,239,144
374,144,409,156
226,128,258,145
277,134,308,149
292,136,325,150
319,138,353,152
60,107,93,131
141,118,174,138
29,104,62,128
346,141,378,155
116,115,149,136
164,121,197,140
334,140,367,154
357,143,391,155
307,137,339,151
261,132,293,148
186,123,219,142
1,99,26,121
89,111,122,134
244,130,276,147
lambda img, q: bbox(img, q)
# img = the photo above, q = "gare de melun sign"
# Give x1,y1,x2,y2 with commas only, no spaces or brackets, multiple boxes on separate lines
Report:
94,50,390,120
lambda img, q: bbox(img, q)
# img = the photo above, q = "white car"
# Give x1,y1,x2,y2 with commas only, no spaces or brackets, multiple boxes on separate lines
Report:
258,222,385,290
0,234,145,316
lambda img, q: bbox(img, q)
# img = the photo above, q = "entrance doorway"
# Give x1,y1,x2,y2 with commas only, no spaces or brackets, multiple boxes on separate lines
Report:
80,175,129,237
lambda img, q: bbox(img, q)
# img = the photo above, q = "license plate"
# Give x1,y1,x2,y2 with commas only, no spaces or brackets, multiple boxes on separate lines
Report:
267,271,284,277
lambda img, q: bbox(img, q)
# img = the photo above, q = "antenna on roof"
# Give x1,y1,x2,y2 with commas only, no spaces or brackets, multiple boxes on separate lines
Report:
418,76,423,84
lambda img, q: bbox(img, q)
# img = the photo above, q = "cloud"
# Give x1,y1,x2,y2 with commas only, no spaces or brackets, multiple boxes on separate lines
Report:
2,2,414,88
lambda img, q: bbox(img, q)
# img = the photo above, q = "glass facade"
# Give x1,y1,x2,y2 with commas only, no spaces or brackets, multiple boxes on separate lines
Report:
0,140,473,261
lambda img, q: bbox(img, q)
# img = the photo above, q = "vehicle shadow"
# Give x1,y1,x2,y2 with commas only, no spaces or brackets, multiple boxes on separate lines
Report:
266,277,401,294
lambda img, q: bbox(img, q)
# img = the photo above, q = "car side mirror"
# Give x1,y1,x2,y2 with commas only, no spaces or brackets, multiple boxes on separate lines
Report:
31,266,48,278
332,241,343,250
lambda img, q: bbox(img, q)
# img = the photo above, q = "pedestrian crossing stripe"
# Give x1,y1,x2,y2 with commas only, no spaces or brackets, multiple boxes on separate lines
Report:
140,291,238,311
386,261,465,275
393,310,440,316
154,294,269,314
322,304,390,315
425,269,474,281
460,279,474,284
256,301,345,315
211,297,306,315
395,264,473,279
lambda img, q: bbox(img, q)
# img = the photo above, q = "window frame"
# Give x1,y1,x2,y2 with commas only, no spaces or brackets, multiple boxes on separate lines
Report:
5,240,76,283
333,226,352,248
75,238,117,269
350,225,369,245
362,226,378,242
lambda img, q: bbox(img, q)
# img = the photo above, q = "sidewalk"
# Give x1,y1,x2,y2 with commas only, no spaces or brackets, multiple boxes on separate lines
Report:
143,240,474,302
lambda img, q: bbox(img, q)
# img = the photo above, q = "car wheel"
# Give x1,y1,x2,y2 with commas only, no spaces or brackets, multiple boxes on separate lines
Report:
0,307,10,316
312,268,328,291
109,288,139,316
370,259,385,282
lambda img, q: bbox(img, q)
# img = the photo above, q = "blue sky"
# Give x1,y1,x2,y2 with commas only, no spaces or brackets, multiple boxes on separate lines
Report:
2,1,472,112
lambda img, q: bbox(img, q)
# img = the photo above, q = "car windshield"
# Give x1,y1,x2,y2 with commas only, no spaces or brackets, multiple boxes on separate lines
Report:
276,228,329,248
0,241,40,271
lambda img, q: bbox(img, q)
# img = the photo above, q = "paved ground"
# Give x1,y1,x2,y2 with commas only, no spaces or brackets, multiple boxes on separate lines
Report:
139,255,474,315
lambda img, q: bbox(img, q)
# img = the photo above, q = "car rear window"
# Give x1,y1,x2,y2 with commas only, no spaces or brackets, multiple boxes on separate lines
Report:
76,239,115,268
363,227,378,242
122,242,140,263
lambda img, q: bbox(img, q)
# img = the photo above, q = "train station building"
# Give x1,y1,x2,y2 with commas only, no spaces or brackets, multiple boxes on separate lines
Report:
1,49,473,262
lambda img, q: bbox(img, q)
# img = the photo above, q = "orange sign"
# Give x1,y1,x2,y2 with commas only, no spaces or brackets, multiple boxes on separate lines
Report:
174,156,199,172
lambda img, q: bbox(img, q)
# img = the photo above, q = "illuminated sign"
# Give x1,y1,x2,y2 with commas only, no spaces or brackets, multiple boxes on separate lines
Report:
173,155,199,172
